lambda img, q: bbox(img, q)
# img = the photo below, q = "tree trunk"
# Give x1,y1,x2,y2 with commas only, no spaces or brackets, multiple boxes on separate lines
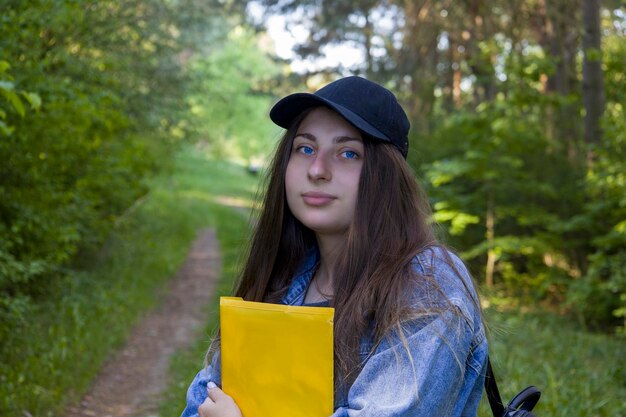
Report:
453,65,462,107
534,0,582,164
582,0,605,162
398,1,439,139
466,0,496,105
485,188,496,288
364,12,375,79
443,35,456,112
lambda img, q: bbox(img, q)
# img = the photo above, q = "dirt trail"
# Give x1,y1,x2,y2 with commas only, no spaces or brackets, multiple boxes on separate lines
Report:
67,228,221,417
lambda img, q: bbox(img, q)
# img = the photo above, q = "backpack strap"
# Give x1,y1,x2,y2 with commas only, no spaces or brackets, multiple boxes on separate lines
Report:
485,358,505,417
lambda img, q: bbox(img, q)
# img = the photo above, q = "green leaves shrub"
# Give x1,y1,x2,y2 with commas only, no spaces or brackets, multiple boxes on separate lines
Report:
419,32,626,328
0,0,199,293
0,2,188,394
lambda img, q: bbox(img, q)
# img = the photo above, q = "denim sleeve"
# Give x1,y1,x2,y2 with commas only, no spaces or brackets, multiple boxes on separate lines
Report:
331,308,477,417
179,350,222,417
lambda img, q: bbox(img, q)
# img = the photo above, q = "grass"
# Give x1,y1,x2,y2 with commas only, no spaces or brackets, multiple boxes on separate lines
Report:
158,202,252,417
0,145,260,416
478,307,626,417
158,149,258,417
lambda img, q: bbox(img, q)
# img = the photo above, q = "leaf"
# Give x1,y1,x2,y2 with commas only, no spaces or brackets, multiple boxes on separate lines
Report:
433,209,480,235
1,89,25,116
0,77,28,117
0,61,10,72
22,92,42,110
0,120,13,136
0,80,15,91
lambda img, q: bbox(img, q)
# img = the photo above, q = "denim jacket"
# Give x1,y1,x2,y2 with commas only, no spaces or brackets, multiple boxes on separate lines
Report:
181,246,488,417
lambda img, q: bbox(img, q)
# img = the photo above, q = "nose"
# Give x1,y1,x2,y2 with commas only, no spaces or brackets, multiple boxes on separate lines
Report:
307,152,331,182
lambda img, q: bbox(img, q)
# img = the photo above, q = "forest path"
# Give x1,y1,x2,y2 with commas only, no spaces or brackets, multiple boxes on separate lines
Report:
67,229,221,417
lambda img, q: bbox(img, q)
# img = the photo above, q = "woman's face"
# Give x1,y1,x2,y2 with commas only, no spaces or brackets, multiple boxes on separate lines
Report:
285,107,364,238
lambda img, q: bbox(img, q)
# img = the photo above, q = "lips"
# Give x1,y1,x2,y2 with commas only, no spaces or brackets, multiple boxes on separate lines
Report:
301,191,337,206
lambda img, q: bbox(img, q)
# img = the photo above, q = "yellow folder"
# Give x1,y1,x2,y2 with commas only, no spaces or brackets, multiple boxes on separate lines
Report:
220,296,334,417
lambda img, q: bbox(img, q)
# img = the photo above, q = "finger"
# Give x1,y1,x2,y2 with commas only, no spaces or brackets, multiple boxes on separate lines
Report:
207,384,229,403
198,396,216,417
205,381,217,399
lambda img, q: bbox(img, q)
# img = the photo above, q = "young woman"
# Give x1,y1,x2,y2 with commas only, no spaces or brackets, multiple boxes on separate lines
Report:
181,76,488,417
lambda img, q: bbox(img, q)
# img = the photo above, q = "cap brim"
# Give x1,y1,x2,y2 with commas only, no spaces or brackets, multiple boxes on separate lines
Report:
269,93,391,144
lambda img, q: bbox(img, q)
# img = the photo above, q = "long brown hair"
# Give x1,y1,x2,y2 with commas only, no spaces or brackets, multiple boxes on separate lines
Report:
223,107,453,388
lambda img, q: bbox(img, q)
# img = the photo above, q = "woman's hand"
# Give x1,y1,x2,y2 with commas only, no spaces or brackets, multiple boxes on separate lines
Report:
198,382,243,417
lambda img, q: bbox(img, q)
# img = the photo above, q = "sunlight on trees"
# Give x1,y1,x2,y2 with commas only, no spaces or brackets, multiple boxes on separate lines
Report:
186,25,284,165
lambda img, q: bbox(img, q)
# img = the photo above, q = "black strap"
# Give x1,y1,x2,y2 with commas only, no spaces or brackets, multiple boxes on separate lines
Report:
485,358,505,417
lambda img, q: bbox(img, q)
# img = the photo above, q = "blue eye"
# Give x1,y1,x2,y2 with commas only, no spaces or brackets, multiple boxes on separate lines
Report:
342,150,359,159
297,145,315,155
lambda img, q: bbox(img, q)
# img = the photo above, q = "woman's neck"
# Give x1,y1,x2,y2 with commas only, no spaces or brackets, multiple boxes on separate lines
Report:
314,234,346,291
304,233,345,304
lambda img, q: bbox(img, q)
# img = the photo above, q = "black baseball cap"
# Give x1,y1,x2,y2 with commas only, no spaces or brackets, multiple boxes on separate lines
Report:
269,76,410,158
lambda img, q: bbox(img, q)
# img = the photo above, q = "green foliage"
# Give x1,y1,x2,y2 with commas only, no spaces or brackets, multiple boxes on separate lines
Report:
416,24,626,326
0,0,281,412
185,25,283,163
420,79,577,297
0,2,269,413
0,61,41,134
0,0,191,298
563,30,626,328
0,146,260,416
0,0,262,311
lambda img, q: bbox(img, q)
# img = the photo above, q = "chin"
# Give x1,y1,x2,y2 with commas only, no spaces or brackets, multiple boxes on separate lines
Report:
300,220,350,236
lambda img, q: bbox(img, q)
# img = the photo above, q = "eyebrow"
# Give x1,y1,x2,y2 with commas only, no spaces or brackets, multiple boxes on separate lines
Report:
294,132,363,144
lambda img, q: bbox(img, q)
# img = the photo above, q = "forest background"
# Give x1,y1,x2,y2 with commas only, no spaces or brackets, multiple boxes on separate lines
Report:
1,0,624,415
